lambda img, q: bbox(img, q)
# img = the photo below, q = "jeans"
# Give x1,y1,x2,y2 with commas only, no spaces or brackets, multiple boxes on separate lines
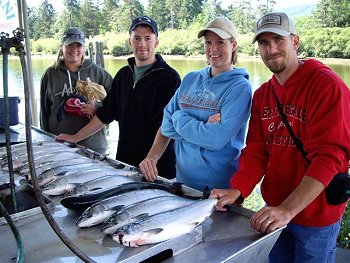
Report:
269,220,341,263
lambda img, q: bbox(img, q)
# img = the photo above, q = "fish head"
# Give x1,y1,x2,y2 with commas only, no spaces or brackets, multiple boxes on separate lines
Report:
65,185,88,197
101,210,132,234
42,177,72,195
76,203,108,227
37,170,55,186
112,222,144,247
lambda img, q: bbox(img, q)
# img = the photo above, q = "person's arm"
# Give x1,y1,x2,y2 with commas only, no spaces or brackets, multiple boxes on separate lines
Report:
171,88,251,150
39,73,50,131
250,176,325,234
139,129,171,182
80,101,96,118
55,115,105,143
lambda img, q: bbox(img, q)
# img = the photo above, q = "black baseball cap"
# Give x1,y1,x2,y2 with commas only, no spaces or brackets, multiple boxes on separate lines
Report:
129,16,158,36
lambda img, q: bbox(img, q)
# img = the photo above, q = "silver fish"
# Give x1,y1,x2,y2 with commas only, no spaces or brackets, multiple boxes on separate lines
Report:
113,198,217,247
42,167,124,196
0,141,68,157
76,189,176,228
101,195,195,234
19,155,94,175
2,150,81,171
64,174,135,196
36,161,108,186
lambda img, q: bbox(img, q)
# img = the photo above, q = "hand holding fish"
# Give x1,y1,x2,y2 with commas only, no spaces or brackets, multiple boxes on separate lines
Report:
139,157,158,182
210,188,242,211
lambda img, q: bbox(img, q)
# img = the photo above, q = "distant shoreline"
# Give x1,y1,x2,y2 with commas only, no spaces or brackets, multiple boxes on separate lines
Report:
107,54,350,65
6,53,350,65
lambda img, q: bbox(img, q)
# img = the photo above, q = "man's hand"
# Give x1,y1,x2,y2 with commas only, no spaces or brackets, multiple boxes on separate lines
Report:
55,133,76,144
81,101,96,118
250,206,292,233
210,188,241,211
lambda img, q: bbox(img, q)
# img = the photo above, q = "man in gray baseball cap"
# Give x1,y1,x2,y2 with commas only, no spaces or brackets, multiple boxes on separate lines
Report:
211,11,350,263
252,12,297,43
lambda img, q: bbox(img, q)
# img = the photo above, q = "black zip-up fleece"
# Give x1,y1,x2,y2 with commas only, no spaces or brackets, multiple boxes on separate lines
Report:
97,54,181,179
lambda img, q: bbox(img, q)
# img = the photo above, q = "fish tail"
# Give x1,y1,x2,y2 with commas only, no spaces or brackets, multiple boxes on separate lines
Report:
201,186,211,199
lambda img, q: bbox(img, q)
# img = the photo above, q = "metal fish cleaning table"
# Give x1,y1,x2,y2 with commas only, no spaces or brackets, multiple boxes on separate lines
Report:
0,124,283,262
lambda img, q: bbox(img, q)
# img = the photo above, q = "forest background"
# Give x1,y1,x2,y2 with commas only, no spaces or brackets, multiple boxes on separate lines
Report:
28,0,350,59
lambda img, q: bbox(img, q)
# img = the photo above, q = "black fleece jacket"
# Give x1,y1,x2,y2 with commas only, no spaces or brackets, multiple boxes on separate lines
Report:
97,54,181,179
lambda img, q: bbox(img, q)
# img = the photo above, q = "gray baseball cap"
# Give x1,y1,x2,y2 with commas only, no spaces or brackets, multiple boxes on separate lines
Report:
198,17,238,40
62,27,85,46
253,12,297,43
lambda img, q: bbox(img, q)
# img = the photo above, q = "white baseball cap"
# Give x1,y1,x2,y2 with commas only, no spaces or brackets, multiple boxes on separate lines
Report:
198,17,238,40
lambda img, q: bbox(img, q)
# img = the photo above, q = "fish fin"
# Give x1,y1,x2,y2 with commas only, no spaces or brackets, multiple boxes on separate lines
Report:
88,187,102,192
111,205,125,212
144,228,163,235
132,213,149,221
201,186,211,199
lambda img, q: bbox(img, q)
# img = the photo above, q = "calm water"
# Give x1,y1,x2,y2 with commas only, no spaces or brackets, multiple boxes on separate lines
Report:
1,55,349,155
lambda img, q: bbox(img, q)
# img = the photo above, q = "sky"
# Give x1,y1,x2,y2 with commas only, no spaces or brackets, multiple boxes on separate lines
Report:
29,0,320,13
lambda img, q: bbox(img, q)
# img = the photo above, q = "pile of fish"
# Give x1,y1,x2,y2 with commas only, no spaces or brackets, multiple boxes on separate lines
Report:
0,141,139,196
58,178,216,247
1,141,217,248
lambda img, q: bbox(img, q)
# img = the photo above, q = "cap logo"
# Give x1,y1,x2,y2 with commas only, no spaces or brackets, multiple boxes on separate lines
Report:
62,33,84,42
138,16,151,23
257,14,282,30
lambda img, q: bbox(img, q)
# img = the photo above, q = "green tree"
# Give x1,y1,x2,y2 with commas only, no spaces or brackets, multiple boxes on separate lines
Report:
146,0,168,31
63,0,81,27
228,0,256,34
111,0,143,32
100,0,120,33
31,0,56,40
312,0,350,28
201,0,226,25
27,7,38,38
79,0,100,37
177,0,204,29
256,0,276,17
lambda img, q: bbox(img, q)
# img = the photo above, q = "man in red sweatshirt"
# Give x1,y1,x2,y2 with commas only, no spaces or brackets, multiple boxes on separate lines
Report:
211,12,350,263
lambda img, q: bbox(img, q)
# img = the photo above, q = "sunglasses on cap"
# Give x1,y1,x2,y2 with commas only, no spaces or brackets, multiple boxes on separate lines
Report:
62,33,85,41
138,16,152,23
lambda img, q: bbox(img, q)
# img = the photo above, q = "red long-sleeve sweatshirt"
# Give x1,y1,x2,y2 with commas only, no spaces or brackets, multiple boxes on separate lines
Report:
231,59,350,226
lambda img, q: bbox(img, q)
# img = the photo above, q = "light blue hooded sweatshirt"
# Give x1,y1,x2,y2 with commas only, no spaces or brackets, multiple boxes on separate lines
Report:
161,66,252,191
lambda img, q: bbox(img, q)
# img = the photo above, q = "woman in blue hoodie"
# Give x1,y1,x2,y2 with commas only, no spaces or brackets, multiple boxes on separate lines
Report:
140,17,252,191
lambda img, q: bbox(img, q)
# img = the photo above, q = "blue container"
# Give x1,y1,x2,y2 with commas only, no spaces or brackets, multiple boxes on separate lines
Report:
0,96,20,127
